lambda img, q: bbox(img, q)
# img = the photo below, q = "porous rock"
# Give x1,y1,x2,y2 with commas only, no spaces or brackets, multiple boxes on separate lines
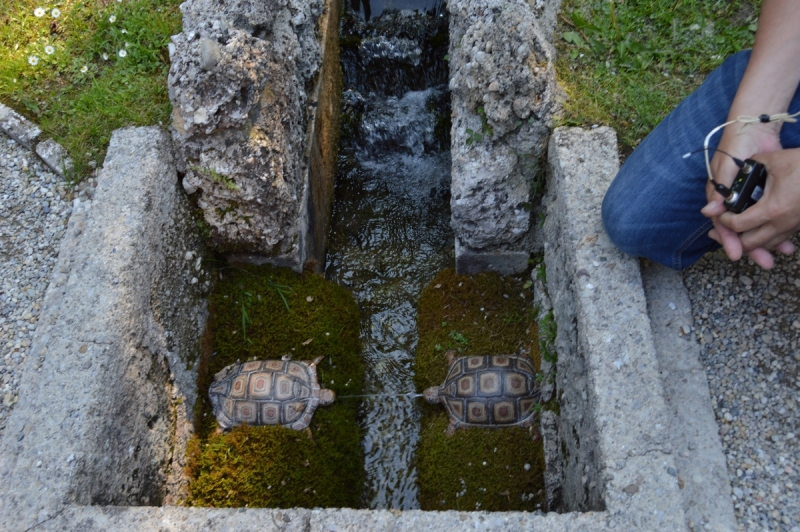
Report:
448,0,558,271
169,0,324,263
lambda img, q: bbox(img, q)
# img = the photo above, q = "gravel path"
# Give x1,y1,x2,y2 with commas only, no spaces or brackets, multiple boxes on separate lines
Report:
685,249,800,532
0,135,94,439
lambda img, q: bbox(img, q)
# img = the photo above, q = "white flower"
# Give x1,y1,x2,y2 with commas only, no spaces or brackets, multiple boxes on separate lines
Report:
80,65,88,73
124,41,129,48
44,45,55,55
28,55,39,66
102,52,109,60
118,49,127,57
108,15,116,23
51,8,60,17
121,28,127,34
34,7,45,17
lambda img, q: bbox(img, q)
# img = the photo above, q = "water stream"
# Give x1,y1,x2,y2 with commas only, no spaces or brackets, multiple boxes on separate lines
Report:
325,4,451,510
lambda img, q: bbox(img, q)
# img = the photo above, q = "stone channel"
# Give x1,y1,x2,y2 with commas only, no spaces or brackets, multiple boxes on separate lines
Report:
0,0,741,529
325,5,451,509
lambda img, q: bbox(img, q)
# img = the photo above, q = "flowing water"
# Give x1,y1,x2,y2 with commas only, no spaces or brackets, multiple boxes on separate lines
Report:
325,5,451,510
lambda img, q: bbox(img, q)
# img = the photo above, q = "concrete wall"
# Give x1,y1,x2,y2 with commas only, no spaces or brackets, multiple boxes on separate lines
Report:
0,128,207,529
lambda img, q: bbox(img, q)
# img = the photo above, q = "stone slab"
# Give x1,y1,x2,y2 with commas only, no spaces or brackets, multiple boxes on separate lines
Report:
448,0,557,269
544,126,685,528
36,506,613,531
0,103,42,149
641,261,736,531
454,239,530,275
0,127,207,529
35,138,73,178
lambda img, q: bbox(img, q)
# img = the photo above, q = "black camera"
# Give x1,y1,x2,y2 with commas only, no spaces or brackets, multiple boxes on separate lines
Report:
724,159,767,214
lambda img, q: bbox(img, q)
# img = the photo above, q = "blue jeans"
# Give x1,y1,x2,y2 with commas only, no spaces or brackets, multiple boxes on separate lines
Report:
602,50,800,270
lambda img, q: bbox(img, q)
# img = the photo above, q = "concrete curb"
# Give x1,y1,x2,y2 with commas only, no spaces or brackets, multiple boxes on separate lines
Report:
642,262,737,530
543,126,734,530
0,127,207,529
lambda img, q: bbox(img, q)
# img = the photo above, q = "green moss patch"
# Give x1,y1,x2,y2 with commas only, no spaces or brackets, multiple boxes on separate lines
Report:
415,268,546,511
187,263,364,508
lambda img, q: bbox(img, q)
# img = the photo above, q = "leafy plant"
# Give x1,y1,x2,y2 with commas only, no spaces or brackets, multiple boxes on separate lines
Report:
539,310,557,364
534,264,546,285
191,165,238,191
464,106,494,145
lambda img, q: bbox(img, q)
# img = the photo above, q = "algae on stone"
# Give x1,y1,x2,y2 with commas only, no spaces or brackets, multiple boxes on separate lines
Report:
415,268,546,511
187,263,364,508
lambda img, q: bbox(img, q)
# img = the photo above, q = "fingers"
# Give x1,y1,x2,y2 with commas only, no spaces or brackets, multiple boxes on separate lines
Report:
745,247,775,270
776,240,796,255
701,200,726,218
708,223,743,261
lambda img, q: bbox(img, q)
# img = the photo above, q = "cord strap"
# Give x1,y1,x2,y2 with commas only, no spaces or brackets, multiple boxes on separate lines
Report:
703,110,800,185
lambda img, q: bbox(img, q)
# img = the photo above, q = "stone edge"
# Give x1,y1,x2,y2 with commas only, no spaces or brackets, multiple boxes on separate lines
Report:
0,103,73,177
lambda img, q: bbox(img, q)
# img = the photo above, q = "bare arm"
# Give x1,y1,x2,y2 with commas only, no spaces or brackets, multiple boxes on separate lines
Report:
702,0,800,268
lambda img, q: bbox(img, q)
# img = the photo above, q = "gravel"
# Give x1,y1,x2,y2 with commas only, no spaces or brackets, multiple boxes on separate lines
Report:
685,248,800,532
0,134,94,439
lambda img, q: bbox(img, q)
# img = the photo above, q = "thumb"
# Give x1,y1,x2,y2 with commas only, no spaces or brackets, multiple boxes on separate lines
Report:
701,200,727,218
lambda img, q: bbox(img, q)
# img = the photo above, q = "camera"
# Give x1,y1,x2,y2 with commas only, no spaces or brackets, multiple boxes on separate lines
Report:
724,159,767,214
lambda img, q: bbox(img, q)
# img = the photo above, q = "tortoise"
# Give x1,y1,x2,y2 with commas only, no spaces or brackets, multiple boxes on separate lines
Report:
423,351,540,435
209,356,334,431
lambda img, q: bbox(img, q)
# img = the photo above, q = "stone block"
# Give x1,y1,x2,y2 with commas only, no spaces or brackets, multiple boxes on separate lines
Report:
454,238,530,275
449,0,557,270
0,103,42,149
0,127,207,528
641,262,736,531
544,126,685,527
35,138,73,178
168,0,341,270
38,506,615,531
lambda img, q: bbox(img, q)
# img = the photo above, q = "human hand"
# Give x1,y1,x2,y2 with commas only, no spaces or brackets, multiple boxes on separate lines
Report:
713,148,800,261
701,121,790,268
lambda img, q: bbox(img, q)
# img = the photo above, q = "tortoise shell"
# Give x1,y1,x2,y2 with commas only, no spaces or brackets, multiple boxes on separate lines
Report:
423,353,540,432
209,358,334,431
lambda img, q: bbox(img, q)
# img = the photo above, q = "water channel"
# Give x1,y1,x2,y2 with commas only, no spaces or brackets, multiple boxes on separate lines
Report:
324,2,451,509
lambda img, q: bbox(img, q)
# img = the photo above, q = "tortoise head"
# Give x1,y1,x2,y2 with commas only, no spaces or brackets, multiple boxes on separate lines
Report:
318,388,335,406
423,386,441,404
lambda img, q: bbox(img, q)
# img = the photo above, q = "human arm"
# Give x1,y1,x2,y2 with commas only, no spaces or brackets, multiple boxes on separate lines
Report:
702,0,800,268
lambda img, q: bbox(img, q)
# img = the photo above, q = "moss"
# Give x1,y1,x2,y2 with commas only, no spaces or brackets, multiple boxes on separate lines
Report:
187,263,364,508
415,268,546,511
417,414,546,511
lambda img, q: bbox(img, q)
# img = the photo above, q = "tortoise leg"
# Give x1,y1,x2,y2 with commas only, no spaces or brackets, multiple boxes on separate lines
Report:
445,420,458,437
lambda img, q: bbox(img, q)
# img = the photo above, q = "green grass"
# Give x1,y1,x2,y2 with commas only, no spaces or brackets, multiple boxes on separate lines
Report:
0,0,182,180
557,0,761,156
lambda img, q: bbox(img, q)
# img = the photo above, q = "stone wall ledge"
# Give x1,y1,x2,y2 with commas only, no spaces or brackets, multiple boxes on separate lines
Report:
543,126,735,531
0,126,207,529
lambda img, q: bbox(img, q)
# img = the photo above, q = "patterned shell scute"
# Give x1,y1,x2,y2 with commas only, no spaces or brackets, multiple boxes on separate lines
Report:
441,355,540,428
209,359,321,431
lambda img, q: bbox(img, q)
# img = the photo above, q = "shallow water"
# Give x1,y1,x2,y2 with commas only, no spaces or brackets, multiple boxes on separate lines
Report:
325,6,451,510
